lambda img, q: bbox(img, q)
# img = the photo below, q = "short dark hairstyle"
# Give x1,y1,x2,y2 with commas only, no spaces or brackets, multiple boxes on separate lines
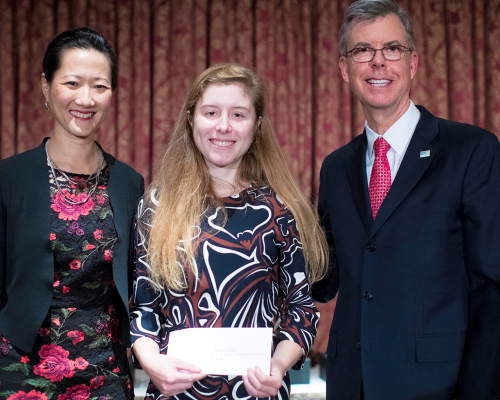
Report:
42,27,118,90
339,0,415,56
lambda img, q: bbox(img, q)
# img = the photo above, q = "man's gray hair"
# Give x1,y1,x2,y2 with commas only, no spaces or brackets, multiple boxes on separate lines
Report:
339,0,415,56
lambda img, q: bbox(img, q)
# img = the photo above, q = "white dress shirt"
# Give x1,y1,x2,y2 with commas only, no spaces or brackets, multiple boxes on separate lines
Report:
366,101,421,185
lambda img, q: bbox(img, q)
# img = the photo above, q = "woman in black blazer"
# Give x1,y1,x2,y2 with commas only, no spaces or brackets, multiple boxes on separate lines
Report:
0,28,143,398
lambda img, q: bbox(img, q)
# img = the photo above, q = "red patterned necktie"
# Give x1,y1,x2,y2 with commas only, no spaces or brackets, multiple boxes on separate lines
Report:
369,137,392,219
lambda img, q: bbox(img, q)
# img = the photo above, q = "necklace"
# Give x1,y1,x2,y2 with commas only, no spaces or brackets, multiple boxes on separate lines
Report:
45,140,103,205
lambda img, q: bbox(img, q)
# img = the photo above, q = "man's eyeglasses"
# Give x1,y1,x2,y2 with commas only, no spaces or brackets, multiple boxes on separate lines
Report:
345,45,412,63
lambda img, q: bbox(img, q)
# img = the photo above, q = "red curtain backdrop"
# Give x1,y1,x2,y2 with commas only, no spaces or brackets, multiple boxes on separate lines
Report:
1,0,500,354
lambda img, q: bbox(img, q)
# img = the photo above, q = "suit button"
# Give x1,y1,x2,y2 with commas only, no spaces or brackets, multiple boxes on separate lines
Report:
366,243,376,252
356,340,361,351
364,291,374,300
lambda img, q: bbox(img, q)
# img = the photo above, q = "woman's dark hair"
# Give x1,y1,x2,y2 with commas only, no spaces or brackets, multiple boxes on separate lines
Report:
43,27,118,91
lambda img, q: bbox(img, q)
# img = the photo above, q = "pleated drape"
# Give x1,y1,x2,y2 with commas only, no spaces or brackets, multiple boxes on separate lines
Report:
2,0,500,190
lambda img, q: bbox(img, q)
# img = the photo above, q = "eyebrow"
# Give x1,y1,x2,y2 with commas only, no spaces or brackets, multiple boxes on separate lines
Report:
352,40,404,48
61,74,110,83
199,104,251,111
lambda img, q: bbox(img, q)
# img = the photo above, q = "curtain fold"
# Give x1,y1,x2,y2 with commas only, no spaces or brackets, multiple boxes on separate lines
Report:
2,0,499,187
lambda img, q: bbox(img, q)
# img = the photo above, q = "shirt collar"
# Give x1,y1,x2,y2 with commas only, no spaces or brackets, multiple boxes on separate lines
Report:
366,101,421,157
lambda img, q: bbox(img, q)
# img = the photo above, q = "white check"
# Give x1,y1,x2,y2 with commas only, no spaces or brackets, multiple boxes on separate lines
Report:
167,327,273,375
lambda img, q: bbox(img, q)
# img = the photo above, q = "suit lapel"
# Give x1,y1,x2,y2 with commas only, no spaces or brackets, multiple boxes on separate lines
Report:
346,133,372,236
30,140,53,234
102,150,129,244
370,106,440,236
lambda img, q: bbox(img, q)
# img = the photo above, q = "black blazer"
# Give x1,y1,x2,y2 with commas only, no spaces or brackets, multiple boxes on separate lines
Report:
313,106,500,400
0,139,144,353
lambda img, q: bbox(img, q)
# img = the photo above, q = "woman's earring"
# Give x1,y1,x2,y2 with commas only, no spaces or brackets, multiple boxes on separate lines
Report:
45,101,50,111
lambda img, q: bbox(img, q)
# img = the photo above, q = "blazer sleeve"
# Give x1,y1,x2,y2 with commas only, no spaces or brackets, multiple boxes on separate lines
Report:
127,175,145,299
455,132,500,399
312,161,339,303
0,180,6,310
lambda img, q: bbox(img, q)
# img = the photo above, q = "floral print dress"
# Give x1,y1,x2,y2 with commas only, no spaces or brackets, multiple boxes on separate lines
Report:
0,167,133,400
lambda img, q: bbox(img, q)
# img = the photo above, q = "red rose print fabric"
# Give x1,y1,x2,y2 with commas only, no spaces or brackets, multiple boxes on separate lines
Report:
33,344,76,382
0,167,133,399
51,190,95,221
4,390,48,400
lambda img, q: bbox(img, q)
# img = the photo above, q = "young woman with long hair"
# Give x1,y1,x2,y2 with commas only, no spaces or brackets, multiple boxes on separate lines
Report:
130,63,328,399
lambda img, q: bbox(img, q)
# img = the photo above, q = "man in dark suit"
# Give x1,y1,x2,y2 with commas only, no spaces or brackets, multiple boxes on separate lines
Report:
313,1,500,399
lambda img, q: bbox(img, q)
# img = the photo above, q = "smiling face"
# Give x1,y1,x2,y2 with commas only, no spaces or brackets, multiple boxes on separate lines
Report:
192,83,259,179
339,13,418,123
42,48,112,141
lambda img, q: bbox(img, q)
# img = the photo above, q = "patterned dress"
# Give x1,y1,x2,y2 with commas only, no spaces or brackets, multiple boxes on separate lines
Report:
130,187,319,400
0,167,133,400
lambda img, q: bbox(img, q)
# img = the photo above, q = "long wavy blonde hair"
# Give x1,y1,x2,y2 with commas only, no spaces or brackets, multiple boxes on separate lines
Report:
145,63,328,291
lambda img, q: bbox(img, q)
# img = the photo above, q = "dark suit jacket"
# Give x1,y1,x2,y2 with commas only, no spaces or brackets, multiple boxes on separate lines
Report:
0,139,144,353
313,106,500,400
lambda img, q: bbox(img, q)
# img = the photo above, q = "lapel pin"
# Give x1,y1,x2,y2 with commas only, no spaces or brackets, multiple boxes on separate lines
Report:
420,150,430,158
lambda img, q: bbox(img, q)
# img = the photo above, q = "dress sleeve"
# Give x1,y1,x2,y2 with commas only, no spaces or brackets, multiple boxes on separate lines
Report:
129,194,166,349
274,200,320,370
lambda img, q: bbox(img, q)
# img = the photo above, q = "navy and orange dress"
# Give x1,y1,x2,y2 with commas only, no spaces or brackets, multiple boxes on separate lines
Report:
130,186,319,400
